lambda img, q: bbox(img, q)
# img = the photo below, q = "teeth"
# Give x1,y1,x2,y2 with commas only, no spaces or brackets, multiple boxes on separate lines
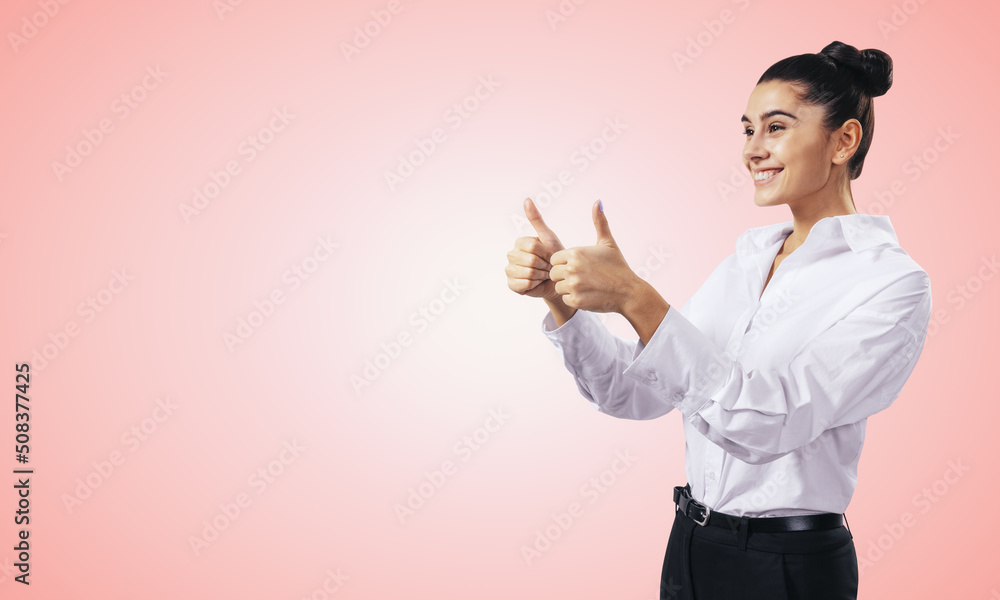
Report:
754,169,781,181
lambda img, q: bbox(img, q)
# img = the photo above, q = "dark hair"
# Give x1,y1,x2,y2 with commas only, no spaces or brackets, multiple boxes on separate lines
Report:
757,41,893,180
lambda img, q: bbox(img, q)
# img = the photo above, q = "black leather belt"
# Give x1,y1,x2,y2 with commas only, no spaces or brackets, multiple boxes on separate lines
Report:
673,484,844,533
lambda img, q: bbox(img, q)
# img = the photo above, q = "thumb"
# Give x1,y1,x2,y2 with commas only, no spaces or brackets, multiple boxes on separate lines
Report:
523,197,563,249
593,199,616,247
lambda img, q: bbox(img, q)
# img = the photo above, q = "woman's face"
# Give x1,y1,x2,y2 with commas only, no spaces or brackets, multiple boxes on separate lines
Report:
741,80,839,207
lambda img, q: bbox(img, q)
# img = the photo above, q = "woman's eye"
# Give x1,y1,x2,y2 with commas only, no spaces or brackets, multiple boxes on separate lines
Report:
744,124,784,137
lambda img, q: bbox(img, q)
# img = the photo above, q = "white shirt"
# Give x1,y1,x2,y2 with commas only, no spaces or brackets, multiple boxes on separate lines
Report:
541,214,932,517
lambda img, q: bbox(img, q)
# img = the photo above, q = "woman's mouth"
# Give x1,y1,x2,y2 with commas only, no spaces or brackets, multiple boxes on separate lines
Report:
753,168,783,186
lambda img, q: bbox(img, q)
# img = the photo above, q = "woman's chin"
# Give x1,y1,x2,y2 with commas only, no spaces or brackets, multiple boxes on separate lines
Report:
752,191,785,207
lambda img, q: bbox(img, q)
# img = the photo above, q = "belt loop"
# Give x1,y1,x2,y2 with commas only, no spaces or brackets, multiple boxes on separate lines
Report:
737,515,750,551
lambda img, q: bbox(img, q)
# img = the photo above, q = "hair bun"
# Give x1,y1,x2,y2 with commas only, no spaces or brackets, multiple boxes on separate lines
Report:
820,41,893,97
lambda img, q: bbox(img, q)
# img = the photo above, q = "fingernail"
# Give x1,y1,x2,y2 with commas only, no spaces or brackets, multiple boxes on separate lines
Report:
598,199,604,212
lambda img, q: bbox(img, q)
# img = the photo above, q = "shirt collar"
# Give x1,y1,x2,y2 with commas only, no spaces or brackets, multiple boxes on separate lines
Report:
736,214,899,257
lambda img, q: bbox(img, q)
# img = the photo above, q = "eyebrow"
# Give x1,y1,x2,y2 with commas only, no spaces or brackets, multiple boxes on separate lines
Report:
741,109,798,123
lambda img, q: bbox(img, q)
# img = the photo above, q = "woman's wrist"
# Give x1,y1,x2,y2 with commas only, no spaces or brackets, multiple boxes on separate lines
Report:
543,294,577,328
621,277,670,346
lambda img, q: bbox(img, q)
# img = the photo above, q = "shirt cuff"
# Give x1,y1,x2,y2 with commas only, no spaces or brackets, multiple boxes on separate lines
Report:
621,305,730,416
541,309,618,380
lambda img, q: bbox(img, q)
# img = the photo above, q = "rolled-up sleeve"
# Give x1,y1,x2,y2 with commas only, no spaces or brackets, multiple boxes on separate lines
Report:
621,271,933,464
541,309,674,420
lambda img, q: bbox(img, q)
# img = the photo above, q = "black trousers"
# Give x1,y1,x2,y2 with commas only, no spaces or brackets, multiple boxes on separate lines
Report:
660,504,859,599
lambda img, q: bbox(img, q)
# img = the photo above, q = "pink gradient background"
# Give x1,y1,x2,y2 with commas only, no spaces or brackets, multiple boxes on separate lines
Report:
1,0,997,597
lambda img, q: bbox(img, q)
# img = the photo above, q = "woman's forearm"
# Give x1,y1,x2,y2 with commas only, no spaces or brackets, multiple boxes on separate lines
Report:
544,295,577,328
622,279,671,346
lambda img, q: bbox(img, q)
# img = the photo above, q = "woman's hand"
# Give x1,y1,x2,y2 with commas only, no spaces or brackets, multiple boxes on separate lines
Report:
505,198,566,302
549,200,641,314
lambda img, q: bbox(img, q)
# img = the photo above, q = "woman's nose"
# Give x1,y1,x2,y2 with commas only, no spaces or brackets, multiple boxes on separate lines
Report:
743,133,768,162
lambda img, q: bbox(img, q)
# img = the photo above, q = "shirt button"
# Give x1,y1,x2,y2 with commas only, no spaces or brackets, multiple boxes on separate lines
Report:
646,373,657,382
707,472,716,481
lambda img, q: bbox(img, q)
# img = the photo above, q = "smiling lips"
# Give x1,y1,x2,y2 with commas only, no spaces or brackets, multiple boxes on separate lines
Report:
753,168,783,183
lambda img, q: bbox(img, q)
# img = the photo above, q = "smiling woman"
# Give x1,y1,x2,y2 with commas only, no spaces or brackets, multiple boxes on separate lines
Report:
742,43,892,224
507,39,933,600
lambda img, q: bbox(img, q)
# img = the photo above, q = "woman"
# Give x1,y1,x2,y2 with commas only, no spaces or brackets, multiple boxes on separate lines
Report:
505,41,932,599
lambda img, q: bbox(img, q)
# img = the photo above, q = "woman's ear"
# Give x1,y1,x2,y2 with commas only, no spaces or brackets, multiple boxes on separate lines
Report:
833,119,862,164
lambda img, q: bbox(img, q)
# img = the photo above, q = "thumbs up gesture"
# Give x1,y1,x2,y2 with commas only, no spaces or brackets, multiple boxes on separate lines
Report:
505,197,567,302
548,200,639,314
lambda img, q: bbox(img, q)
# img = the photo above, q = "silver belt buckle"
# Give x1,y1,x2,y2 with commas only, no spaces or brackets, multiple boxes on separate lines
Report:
678,487,712,526
690,500,711,526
